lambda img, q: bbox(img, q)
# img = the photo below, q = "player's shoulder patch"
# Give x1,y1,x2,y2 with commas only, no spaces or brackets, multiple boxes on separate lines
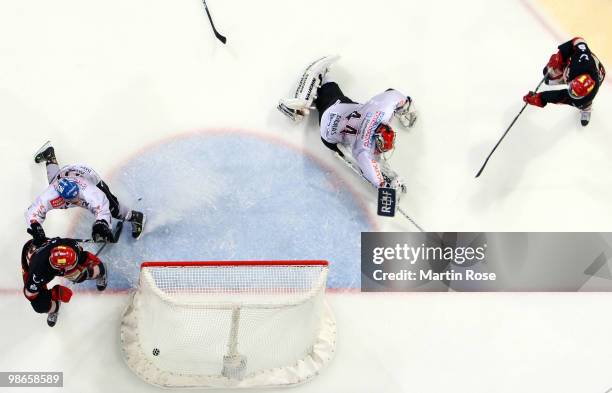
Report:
75,178,88,190
50,196,65,208
326,113,342,136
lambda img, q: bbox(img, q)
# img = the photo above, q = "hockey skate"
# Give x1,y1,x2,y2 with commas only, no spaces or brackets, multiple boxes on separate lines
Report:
47,303,59,327
130,211,146,239
96,267,108,291
33,141,57,164
580,111,591,127
278,55,340,122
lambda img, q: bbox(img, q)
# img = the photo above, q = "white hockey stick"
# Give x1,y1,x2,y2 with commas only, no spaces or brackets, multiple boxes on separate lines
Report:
333,152,425,232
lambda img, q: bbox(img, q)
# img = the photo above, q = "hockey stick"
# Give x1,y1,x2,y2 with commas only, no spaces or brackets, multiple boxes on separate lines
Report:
474,75,547,178
74,238,102,244
94,196,142,254
95,220,124,257
201,0,227,44
49,221,123,326
334,153,425,232
73,219,125,244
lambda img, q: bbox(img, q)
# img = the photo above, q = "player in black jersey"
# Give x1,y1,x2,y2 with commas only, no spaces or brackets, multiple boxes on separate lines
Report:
21,237,108,327
523,37,606,126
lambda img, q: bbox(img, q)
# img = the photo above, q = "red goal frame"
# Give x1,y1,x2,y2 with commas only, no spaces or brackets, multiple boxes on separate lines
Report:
141,260,329,269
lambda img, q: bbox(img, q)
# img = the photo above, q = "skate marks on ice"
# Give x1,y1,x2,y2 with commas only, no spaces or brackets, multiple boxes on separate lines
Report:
71,131,372,290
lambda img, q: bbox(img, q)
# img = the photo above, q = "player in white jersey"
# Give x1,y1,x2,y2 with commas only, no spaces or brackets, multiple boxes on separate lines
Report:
278,56,418,191
26,142,145,245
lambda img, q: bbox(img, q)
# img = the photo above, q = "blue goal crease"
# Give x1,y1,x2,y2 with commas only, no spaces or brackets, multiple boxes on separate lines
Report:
72,133,372,290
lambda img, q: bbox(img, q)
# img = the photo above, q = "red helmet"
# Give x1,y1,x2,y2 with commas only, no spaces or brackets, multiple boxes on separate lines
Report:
568,74,595,99
375,123,395,153
49,245,78,272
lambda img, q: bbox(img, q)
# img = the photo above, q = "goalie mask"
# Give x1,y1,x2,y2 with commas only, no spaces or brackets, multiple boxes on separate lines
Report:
375,123,396,153
49,245,78,273
568,74,595,99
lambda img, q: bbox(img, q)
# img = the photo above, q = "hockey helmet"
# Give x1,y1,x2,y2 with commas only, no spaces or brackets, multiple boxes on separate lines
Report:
49,245,78,272
375,123,395,153
55,178,79,200
568,74,595,99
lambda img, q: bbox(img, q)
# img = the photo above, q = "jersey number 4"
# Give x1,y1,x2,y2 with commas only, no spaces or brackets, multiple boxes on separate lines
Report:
342,111,362,134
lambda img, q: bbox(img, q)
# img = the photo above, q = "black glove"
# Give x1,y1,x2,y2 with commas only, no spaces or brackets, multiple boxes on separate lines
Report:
92,220,113,243
27,222,47,246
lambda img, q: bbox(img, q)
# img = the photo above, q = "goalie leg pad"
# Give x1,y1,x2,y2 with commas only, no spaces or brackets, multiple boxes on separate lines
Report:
296,55,340,104
278,55,340,122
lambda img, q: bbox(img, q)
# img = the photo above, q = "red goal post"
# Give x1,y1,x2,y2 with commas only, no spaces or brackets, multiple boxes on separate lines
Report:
121,260,336,388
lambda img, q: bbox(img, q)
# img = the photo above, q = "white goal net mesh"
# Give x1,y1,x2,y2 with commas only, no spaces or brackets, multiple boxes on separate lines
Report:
120,261,336,388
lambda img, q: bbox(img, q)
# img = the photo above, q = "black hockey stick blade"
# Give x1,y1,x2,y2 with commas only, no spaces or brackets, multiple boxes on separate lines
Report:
202,0,227,44
111,220,124,243
474,75,547,178
212,27,227,45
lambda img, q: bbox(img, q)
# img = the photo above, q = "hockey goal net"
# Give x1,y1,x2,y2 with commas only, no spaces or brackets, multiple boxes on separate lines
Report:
120,261,336,388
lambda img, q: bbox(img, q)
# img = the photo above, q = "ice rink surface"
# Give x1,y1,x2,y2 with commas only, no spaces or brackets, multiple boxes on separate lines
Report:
0,0,611,392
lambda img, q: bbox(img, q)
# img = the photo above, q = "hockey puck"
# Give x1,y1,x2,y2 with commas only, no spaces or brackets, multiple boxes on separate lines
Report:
152,348,160,356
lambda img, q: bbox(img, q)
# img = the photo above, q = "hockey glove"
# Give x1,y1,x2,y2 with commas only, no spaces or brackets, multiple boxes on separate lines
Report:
382,171,407,195
390,177,407,195
547,51,564,70
92,220,113,243
394,97,418,129
523,92,545,108
51,285,73,303
27,222,47,247
543,52,565,84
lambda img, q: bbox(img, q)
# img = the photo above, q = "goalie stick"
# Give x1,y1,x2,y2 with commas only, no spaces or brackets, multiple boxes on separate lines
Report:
201,0,227,44
334,153,425,232
475,75,547,178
